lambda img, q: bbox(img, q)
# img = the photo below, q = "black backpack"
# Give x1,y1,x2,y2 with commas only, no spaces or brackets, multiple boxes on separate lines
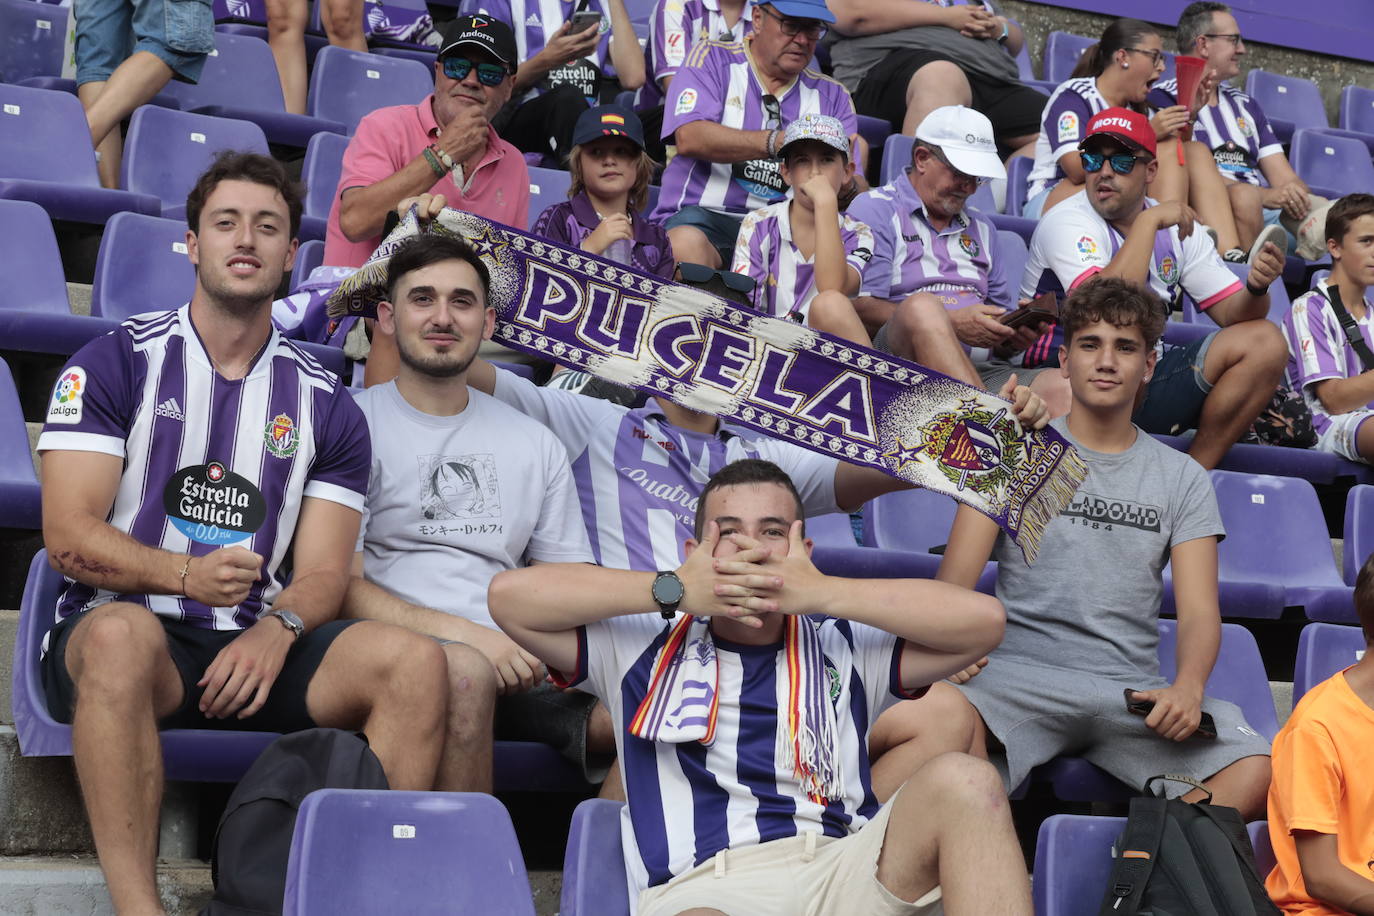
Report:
201,728,389,916
1098,775,1280,916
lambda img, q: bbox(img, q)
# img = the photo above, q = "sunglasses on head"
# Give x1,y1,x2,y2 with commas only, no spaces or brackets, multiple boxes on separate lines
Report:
1079,149,1147,175
442,56,508,86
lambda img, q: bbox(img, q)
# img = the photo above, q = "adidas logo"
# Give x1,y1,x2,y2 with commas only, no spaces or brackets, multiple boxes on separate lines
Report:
526,13,540,26
155,397,185,422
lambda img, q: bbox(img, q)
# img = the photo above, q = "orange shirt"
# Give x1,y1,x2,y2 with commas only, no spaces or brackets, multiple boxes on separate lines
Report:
1266,668,1374,914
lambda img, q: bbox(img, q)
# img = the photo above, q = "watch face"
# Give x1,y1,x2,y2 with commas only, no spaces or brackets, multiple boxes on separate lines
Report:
653,574,685,605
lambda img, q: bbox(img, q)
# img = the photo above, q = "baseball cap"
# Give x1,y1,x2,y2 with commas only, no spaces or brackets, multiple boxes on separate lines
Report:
913,105,1005,181
1080,107,1157,158
438,15,517,70
778,113,849,159
572,104,647,150
762,0,836,25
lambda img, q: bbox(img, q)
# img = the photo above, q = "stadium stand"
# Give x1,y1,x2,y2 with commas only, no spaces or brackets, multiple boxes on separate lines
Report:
306,46,433,133
805,511,860,547
301,130,349,243
290,239,326,293
1293,621,1365,701
284,790,536,915
1343,485,1374,585
1005,155,1033,218
864,487,959,555
1289,129,1374,201
0,358,41,530
90,211,202,320
1335,85,1374,152
527,166,573,228
1244,69,1329,146
0,0,65,84
561,798,630,916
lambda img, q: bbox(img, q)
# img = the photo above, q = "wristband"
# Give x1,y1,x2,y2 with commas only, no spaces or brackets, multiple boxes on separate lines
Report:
997,20,1009,42
432,145,456,172
179,555,193,595
1246,279,1268,296
421,146,446,179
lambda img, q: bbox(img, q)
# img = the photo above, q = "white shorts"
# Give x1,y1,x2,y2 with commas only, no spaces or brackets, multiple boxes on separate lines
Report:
1316,410,1374,464
637,787,942,916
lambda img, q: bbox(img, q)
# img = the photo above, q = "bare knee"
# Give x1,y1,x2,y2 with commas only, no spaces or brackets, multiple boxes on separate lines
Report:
668,226,721,269
1228,319,1288,373
900,751,1007,816
870,682,978,757
894,293,952,338
68,605,166,687
365,624,449,711
907,61,970,104
441,642,496,724
322,0,363,42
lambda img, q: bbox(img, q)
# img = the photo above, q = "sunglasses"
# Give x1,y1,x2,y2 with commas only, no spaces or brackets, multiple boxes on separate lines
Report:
675,262,756,293
442,56,508,86
758,4,827,39
1079,150,1147,175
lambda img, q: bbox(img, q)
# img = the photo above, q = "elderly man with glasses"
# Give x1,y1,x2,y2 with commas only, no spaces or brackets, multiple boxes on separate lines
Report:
651,0,863,269
1020,107,1288,469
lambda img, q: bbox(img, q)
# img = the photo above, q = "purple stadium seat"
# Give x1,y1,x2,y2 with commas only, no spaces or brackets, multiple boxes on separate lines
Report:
806,512,858,547
1011,29,1034,81
215,20,330,66
1043,31,1094,84
997,229,1028,295
0,0,66,83
1152,432,1370,487
1208,469,1354,622
1244,70,1328,146
864,486,958,554
121,106,273,223
1005,155,1031,217
0,84,161,224
307,46,434,134
1294,621,1365,701
372,46,441,67
879,134,912,186
1162,320,1211,348
561,798,630,916
855,114,891,158
1024,78,1059,97
284,789,536,916
811,544,998,595
289,240,325,293
302,130,349,243
0,198,120,357
157,32,347,148
1032,814,1123,916
91,211,197,319
529,166,573,226
1289,128,1374,202
988,212,1035,246
1344,484,1374,585
0,358,41,529
1182,261,1290,324
1337,85,1374,151
1249,820,1276,879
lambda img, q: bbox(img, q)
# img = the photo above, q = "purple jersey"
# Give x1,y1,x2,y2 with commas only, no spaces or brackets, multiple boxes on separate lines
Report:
531,190,676,279
36,307,370,630
653,37,858,220
464,0,619,102
1283,281,1374,437
1147,80,1283,186
640,0,755,108
845,170,1011,309
1026,77,1110,199
490,368,840,571
730,199,874,320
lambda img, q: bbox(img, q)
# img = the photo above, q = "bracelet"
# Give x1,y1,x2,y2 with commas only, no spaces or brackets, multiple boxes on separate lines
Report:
1246,279,1268,296
766,128,780,158
421,146,446,179
179,555,193,595
431,144,456,172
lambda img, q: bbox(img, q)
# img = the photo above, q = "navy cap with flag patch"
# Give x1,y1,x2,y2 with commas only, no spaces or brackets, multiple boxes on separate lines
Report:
571,104,647,150
438,15,518,70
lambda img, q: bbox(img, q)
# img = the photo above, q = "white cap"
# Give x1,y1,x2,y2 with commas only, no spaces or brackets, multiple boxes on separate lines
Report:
913,105,1005,181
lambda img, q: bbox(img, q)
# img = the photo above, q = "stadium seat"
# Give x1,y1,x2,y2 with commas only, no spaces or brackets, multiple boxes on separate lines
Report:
1336,85,1374,152
987,212,1035,246
1043,31,1095,84
290,240,325,293
91,212,197,320
880,134,912,186
307,46,434,133
1208,469,1354,622
1346,484,1374,585
1032,814,1123,916
864,487,959,554
283,789,536,916
1289,128,1374,201
1249,820,1276,879
157,32,347,148
1005,155,1031,217
1182,261,1290,324
372,46,440,68
0,198,119,357
622,0,655,34
855,114,892,160
1294,621,1365,702
998,229,1028,296
1152,432,1372,487
302,131,349,243
811,544,998,596
0,0,66,84
0,84,161,224
529,166,573,225
1244,70,1328,145
807,512,858,547
0,357,41,529
561,798,630,916
121,106,275,224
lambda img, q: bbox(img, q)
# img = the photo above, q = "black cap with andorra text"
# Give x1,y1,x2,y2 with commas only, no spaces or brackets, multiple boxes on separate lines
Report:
438,15,518,70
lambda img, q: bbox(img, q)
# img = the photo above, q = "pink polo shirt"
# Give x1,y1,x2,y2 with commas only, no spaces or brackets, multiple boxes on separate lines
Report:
323,94,531,267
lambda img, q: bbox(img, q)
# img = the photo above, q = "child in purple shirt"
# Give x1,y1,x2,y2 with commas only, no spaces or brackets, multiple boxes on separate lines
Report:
532,105,675,279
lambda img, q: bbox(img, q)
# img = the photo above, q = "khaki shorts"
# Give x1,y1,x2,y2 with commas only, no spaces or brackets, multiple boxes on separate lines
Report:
637,787,942,916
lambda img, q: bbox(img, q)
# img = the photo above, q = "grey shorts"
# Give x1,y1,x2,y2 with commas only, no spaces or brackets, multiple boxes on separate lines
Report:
975,359,1051,393
956,657,1271,796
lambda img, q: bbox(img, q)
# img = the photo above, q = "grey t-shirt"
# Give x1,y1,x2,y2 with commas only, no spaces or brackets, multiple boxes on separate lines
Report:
828,24,1018,94
991,418,1224,678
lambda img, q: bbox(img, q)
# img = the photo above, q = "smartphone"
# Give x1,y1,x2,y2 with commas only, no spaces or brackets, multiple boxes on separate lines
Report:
999,291,1059,329
569,10,602,33
1124,688,1218,739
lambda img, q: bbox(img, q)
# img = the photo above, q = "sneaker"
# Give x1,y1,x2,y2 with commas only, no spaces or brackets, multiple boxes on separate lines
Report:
1248,223,1288,265
1222,248,1246,262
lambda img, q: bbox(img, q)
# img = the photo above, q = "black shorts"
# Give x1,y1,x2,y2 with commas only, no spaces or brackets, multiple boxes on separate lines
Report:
853,49,1048,145
42,609,358,732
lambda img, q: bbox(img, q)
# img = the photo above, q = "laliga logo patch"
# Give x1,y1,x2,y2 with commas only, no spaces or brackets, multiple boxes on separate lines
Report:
958,232,980,258
47,367,86,425
263,412,299,458
1057,111,1078,142
675,87,698,116
1076,235,1100,259
163,462,267,546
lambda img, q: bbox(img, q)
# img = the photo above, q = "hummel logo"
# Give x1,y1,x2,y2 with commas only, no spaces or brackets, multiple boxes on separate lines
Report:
155,397,185,422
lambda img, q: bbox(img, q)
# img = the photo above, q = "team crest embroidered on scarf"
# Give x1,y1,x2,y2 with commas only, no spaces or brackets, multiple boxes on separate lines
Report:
328,208,1087,560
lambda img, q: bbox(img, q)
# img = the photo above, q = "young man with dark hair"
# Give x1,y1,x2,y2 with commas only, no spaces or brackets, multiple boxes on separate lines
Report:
1282,193,1374,463
1266,553,1374,914
489,457,1033,916
342,234,603,793
903,277,1272,818
37,151,448,915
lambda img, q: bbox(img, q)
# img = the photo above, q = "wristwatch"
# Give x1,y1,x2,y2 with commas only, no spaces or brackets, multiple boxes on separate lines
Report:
267,608,304,641
651,570,685,620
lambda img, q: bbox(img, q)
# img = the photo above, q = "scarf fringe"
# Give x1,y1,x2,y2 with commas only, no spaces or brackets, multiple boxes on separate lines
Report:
1011,447,1088,564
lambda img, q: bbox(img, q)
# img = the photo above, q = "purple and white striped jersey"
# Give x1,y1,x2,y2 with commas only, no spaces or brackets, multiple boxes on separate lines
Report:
640,0,755,109
845,170,1012,309
490,368,840,571
1147,80,1282,186
560,612,914,898
652,37,858,221
729,199,874,320
1283,281,1374,437
463,0,619,103
1026,77,1111,199
37,306,370,630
